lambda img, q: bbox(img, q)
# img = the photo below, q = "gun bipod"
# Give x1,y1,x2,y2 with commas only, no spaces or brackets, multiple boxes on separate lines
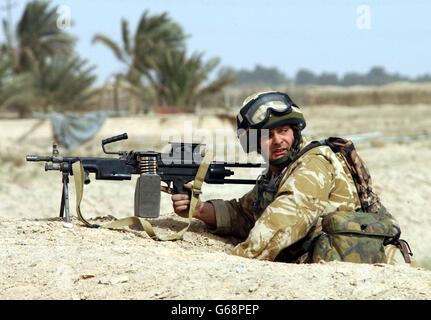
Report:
59,171,71,223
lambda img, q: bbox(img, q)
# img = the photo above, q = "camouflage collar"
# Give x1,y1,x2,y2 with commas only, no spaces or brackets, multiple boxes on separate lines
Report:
268,134,309,168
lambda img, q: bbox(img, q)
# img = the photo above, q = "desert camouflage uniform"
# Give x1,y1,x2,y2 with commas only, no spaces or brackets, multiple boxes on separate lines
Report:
208,137,408,265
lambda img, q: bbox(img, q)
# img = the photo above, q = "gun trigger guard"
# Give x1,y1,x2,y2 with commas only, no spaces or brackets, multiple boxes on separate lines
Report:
160,186,174,195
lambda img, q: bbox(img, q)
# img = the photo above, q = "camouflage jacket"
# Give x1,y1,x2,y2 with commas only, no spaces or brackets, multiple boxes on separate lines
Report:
208,137,362,261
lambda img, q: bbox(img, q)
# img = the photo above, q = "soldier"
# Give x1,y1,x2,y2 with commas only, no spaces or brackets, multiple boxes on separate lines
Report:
171,91,413,265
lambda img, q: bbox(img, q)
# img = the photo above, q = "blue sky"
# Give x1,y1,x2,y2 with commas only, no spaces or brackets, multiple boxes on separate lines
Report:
4,0,431,86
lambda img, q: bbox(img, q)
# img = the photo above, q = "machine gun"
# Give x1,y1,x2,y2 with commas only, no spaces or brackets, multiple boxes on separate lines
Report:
26,133,263,223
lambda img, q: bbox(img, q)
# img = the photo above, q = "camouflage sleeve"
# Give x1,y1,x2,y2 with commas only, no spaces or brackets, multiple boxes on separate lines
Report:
207,187,257,239
232,154,335,261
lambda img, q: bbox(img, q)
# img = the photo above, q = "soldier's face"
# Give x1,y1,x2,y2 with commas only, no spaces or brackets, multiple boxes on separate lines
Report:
260,125,295,161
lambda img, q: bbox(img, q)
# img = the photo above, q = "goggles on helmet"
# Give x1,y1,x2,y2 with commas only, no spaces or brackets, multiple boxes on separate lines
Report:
236,92,298,131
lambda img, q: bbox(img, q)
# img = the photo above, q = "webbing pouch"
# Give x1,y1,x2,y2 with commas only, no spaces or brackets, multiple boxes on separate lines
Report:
310,211,396,264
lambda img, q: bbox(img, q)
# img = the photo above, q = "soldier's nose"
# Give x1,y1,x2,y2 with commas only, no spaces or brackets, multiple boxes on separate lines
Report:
272,132,282,144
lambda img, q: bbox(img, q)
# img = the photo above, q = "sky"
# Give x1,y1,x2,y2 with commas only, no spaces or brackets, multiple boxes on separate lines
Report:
3,0,431,86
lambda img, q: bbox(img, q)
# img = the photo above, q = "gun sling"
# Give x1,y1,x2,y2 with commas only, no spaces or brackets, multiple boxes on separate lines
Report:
71,152,212,241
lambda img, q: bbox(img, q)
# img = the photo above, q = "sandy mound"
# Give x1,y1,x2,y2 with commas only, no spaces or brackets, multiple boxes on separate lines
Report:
1,217,429,300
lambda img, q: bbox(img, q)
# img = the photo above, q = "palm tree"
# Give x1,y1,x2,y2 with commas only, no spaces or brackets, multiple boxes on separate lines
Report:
2,0,75,74
33,54,98,111
92,10,189,112
152,49,237,110
92,10,187,86
132,10,187,83
0,52,97,116
0,53,39,117
0,1,97,117
93,9,236,111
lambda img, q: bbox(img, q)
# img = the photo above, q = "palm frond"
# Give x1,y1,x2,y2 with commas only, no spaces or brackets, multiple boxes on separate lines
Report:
92,34,126,63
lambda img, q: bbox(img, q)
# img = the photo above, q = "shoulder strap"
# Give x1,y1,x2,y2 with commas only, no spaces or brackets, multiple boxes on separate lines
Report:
292,140,325,163
275,140,326,184
323,137,381,214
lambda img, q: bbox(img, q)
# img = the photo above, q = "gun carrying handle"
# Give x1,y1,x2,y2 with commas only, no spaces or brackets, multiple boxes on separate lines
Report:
102,133,128,155
102,133,128,145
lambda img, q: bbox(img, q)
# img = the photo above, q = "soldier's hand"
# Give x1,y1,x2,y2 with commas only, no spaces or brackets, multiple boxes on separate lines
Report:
171,184,216,226
171,183,193,218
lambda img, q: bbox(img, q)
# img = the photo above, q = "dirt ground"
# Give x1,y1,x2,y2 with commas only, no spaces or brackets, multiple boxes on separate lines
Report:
1,104,431,300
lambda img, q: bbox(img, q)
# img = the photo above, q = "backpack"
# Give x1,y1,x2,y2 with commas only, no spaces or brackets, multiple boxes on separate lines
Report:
272,137,413,264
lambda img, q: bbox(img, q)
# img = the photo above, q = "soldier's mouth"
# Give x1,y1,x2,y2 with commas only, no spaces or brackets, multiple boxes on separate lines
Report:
272,148,287,157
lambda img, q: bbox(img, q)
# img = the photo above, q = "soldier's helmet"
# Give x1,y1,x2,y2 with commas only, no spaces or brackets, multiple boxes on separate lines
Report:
236,91,306,153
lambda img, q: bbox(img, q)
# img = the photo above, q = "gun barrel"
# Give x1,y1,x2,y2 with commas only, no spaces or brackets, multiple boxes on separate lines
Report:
223,162,263,168
26,155,52,162
222,178,256,184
